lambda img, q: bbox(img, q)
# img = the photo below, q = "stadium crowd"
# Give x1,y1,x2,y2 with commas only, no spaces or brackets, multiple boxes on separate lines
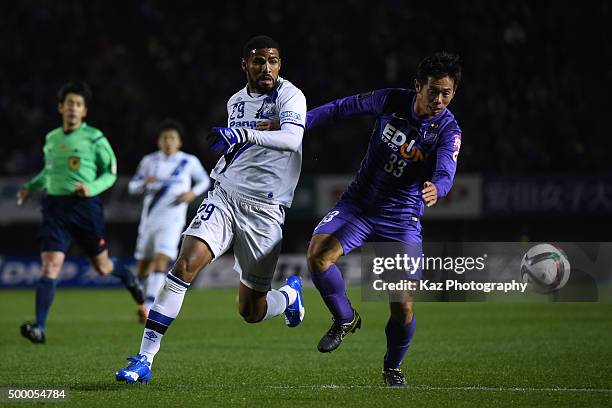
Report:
2,0,609,177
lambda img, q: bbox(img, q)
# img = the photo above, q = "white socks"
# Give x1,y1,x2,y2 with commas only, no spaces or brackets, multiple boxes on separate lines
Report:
139,273,190,365
144,272,166,311
279,284,297,305
263,286,297,321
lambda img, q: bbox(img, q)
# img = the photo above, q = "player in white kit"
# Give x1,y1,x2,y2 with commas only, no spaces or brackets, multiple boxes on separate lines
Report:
128,119,211,322
116,35,307,383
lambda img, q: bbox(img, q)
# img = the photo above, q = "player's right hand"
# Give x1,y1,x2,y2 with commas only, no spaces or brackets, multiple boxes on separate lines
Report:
207,127,249,155
16,188,29,206
256,119,280,131
421,181,438,207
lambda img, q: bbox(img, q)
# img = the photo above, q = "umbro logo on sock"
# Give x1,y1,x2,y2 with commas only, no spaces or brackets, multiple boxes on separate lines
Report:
145,330,158,342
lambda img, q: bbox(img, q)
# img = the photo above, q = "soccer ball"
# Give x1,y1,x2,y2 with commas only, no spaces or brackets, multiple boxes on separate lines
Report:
520,243,570,293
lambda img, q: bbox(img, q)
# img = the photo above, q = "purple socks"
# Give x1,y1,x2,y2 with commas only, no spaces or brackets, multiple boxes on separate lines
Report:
384,313,416,369
310,264,354,323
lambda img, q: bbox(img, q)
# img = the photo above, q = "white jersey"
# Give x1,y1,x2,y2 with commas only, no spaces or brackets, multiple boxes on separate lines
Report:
128,151,211,227
210,77,307,207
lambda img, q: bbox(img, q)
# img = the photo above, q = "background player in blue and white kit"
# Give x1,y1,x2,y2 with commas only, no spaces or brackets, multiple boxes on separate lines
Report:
128,119,210,322
116,35,307,383
305,52,463,386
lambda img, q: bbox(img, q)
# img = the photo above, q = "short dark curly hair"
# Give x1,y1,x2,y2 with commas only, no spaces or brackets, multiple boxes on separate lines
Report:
243,35,280,58
416,52,462,89
57,81,92,106
157,118,184,139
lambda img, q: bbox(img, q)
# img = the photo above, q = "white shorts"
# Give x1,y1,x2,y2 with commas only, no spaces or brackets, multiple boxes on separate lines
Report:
134,221,184,261
183,184,285,292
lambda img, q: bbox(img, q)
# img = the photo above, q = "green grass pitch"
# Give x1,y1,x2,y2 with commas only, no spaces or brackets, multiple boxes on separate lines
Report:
1,288,611,407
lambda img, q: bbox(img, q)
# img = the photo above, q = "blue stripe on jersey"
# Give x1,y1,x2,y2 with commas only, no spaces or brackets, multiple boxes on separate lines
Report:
146,185,169,215
92,136,104,144
167,272,190,289
147,158,189,215
148,310,175,326
269,88,279,102
220,142,254,174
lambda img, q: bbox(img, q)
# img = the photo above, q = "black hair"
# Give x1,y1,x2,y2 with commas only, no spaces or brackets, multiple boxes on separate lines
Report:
416,52,462,88
57,81,92,106
242,35,280,58
157,118,184,138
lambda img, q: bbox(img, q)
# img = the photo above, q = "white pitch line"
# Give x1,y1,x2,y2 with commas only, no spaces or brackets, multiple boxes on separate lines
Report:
170,384,612,393
410,385,612,394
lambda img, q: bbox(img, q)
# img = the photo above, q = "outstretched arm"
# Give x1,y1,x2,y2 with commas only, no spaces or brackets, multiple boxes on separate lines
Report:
127,157,152,195
84,137,118,197
189,158,211,197
17,169,46,205
431,131,462,198
21,168,47,192
306,90,391,130
211,88,307,154
245,90,306,152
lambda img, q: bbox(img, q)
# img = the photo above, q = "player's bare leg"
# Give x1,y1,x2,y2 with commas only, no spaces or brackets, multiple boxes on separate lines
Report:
237,279,302,326
137,254,171,322
41,251,65,279
382,291,415,387
238,283,268,323
307,234,344,273
308,234,361,352
170,236,212,282
137,259,154,280
136,259,153,322
153,254,170,273
20,251,65,344
116,236,212,383
90,250,113,275
91,250,144,305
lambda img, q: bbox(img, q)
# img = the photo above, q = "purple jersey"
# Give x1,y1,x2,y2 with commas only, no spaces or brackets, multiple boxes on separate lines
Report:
307,88,462,220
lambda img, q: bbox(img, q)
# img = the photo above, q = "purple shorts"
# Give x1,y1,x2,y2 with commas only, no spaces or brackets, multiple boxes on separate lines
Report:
313,198,423,279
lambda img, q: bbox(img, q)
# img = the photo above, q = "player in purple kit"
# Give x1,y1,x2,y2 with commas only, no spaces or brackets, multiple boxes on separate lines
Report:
307,52,462,386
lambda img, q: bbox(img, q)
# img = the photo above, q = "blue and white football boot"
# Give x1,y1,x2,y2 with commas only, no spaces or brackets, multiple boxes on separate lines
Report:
283,276,305,327
115,354,152,384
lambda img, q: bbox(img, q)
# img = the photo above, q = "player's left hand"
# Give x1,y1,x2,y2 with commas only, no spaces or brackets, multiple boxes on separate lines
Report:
175,191,196,204
207,127,249,155
421,181,438,207
74,182,89,198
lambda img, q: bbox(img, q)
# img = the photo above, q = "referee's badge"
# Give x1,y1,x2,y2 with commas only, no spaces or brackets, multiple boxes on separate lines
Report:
68,156,81,170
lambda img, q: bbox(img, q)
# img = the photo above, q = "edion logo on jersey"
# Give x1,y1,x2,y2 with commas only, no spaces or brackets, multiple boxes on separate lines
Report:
381,123,429,162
